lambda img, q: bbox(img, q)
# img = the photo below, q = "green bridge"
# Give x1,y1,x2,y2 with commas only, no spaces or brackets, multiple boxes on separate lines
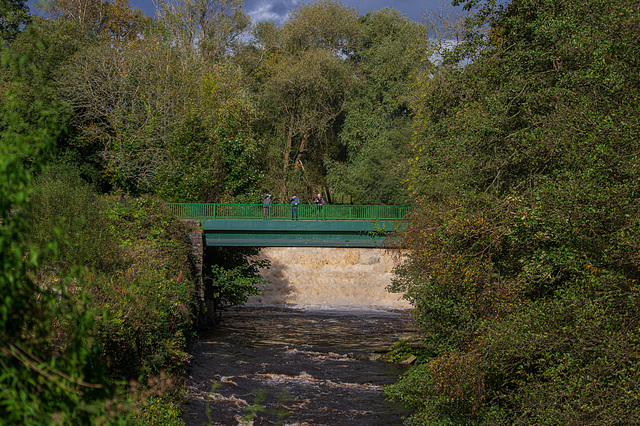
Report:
164,203,408,247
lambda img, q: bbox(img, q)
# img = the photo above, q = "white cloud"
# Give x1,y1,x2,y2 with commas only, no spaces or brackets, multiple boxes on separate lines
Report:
246,0,302,24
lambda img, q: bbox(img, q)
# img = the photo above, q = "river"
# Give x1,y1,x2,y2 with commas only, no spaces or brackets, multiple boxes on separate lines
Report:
181,247,415,425
181,307,415,425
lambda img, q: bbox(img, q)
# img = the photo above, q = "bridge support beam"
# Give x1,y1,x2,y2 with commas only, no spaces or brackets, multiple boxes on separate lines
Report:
202,220,399,248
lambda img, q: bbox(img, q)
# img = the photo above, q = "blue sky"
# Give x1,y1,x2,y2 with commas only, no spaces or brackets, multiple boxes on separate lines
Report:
28,0,464,24
236,0,459,24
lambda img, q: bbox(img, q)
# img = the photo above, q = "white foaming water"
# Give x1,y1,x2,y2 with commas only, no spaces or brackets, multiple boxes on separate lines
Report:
246,247,410,309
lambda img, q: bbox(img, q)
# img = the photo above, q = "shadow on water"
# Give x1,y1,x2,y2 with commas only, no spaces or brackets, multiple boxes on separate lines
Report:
181,306,415,425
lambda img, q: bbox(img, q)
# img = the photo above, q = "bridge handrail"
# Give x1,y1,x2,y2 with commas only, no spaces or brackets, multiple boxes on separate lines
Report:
163,203,409,221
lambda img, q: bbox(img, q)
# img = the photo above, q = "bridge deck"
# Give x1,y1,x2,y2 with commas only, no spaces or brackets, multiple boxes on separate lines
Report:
202,219,399,247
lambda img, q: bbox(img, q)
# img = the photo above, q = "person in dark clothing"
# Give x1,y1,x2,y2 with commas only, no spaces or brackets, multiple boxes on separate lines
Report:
290,194,300,220
119,192,126,205
314,193,325,220
263,193,271,219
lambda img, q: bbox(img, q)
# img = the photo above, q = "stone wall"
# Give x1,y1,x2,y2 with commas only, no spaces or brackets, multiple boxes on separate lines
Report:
183,220,215,325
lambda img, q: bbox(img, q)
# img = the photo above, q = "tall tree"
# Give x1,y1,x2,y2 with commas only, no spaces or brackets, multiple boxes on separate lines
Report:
155,0,250,56
254,0,360,199
327,8,429,205
41,0,149,41
281,0,361,56
57,36,205,192
57,33,261,201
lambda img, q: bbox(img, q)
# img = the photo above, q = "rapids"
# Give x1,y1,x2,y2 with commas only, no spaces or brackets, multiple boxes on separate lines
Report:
182,247,415,425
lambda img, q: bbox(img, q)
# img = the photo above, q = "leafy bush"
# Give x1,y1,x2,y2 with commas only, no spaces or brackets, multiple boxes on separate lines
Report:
203,247,269,319
20,166,200,420
84,197,199,379
0,49,115,423
387,0,640,423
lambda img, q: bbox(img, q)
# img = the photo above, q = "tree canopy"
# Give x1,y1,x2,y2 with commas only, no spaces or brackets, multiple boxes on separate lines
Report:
387,0,640,423
0,0,29,44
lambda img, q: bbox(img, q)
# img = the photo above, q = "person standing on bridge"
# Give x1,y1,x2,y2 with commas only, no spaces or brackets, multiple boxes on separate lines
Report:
290,194,300,220
263,193,271,220
314,193,325,220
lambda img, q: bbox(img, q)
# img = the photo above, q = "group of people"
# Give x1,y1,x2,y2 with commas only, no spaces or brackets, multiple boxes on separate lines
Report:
262,193,325,220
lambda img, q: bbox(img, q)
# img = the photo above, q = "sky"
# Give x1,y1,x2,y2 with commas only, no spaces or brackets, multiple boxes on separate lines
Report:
27,0,464,25
229,0,460,24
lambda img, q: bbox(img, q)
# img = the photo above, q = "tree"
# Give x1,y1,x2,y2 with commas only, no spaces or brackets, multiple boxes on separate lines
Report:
0,48,113,423
203,247,268,321
280,0,361,56
0,0,30,44
421,4,468,64
57,32,262,201
262,48,352,175
155,0,250,56
40,0,149,41
253,0,360,200
327,8,429,204
387,0,640,423
57,36,205,192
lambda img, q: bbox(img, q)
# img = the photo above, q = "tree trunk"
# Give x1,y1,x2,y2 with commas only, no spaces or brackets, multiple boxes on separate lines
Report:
294,134,308,171
284,112,294,174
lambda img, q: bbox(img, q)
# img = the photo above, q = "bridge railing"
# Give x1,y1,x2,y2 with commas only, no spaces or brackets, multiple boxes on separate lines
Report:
164,203,409,221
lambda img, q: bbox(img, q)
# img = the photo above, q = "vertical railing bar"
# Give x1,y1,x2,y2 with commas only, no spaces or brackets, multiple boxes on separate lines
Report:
163,203,408,220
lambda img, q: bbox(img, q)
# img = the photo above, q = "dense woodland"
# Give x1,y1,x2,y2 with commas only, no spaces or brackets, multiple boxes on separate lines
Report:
1,0,639,423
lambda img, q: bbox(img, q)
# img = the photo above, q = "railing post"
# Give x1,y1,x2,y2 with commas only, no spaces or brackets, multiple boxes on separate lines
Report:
376,205,379,221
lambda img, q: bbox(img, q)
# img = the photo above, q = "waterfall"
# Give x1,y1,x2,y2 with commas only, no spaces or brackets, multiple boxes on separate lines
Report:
246,247,410,309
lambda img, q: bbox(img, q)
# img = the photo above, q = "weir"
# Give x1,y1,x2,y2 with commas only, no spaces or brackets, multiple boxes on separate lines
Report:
247,247,410,309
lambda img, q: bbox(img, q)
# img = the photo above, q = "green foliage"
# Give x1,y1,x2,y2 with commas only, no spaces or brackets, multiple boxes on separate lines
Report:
257,44,354,199
155,115,225,202
156,0,249,57
41,0,150,41
282,0,361,55
18,163,199,416
388,0,640,423
382,339,423,363
204,247,269,316
91,197,198,378
130,394,183,426
55,35,264,201
219,115,264,203
7,18,91,83
56,35,205,193
0,47,115,424
4,18,108,188
0,0,30,44
26,163,122,272
327,9,428,205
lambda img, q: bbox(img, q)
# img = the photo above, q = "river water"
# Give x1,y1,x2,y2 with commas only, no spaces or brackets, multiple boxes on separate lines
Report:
181,248,415,425
181,307,415,425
